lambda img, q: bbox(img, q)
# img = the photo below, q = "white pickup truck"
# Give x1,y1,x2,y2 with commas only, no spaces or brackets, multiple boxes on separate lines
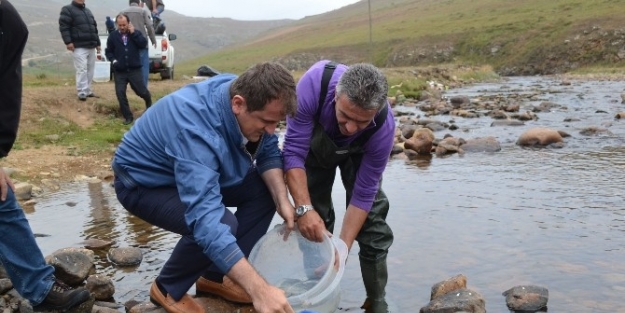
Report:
97,31,177,80
149,31,176,80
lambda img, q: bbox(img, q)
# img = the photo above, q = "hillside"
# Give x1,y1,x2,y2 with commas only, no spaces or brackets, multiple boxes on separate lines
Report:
180,0,625,75
14,0,292,74
14,0,625,77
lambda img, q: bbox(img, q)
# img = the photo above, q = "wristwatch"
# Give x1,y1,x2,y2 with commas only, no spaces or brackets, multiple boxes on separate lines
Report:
295,204,314,218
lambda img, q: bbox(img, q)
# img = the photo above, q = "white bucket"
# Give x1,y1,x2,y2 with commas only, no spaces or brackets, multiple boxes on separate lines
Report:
93,61,111,83
249,224,348,313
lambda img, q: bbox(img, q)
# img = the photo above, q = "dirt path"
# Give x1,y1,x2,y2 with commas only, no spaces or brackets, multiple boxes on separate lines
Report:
4,79,190,184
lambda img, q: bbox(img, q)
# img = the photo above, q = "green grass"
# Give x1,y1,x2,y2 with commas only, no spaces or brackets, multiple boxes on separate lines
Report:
174,0,624,76
17,117,129,155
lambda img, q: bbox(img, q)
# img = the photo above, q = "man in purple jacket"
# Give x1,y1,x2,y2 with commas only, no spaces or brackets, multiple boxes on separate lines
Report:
283,60,395,313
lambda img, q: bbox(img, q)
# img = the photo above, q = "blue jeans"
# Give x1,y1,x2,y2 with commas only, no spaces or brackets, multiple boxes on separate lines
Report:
139,48,149,88
0,188,55,305
114,168,275,300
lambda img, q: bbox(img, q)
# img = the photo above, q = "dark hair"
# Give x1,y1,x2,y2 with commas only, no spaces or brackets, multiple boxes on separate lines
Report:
229,62,297,117
336,63,388,111
129,0,140,4
115,13,129,24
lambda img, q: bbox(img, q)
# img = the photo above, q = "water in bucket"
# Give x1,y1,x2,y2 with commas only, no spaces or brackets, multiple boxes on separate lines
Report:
249,224,348,313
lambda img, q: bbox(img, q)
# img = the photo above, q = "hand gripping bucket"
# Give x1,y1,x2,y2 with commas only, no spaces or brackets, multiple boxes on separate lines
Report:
249,224,348,313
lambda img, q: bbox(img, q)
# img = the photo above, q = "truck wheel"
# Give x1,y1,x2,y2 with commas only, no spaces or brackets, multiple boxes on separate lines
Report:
161,67,174,80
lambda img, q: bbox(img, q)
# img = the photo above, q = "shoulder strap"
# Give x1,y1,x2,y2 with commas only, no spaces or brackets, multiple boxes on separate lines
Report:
316,61,337,118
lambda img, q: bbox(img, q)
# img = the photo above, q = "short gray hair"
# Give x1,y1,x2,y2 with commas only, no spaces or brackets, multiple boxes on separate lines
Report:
335,63,388,111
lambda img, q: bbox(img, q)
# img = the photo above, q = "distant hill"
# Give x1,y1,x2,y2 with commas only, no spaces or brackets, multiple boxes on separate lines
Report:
16,0,625,77
14,0,292,72
179,0,625,76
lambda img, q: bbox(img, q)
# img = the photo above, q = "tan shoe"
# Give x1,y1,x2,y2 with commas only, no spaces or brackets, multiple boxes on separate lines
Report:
149,281,206,313
195,276,252,304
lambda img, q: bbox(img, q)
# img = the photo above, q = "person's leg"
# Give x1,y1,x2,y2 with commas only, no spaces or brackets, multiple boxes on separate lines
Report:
114,177,235,301
113,72,133,122
72,48,89,98
201,169,276,281
340,156,393,313
152,5,165,33
127,69,152,109
0,188,55,305
222,169,276,257
306,162,338,232
86,47,96,95
139,48,149,88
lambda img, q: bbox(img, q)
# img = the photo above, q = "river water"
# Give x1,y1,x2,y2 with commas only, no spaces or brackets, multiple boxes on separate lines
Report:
24,76,625,312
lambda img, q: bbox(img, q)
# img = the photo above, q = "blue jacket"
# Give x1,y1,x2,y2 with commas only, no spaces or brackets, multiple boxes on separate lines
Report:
105,29,147,72
112,75,283,273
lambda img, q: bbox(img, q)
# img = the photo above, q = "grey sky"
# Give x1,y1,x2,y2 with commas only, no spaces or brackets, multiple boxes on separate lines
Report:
166,0,361,21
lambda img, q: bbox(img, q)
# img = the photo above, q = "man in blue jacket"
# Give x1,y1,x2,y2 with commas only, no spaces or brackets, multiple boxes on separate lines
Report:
105,14,152,125
112,62,298,313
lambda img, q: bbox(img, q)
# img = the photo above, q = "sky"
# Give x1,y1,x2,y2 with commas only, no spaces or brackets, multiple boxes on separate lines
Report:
165,0,362,21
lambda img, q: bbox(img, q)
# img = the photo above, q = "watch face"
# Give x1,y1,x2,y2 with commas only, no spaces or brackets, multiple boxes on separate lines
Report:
296,205,311,216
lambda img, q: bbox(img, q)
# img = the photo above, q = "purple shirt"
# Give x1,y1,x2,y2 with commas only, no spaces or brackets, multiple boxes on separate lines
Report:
283,60,395,212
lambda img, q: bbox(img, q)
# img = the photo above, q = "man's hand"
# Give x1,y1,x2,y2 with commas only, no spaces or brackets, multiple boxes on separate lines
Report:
228,259,294,313
66,43,75,51
296,209,326,242
276,200,296,231
0,169,16,202
128,22,135,33
251,285,294,313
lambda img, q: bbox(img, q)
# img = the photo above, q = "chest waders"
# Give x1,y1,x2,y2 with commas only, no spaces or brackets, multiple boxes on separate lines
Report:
304,62,392,313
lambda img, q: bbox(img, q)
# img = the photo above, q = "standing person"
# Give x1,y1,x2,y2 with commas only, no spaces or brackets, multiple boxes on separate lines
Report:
105,14,152,125
121,0,156,88
142,0,164,32
111,62,298,313
58,0,100,101
282,60,395,313
0,1,91,311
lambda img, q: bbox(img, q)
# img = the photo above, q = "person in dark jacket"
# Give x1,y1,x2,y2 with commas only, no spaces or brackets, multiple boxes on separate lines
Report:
0,1,91,311
58,0,101,101
122,0,157,89
105,14,152,125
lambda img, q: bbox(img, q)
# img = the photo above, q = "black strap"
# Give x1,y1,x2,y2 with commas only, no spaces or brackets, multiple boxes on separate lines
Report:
316,60,388,146
316,61,337,118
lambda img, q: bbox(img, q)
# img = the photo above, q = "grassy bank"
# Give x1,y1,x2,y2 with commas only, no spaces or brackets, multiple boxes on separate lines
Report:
15,63,497,155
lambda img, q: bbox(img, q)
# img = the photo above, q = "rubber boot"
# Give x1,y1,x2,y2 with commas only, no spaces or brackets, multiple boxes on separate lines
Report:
359,255,389,313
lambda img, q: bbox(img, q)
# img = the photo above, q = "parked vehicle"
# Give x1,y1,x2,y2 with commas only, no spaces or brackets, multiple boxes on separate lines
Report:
149,31,176,80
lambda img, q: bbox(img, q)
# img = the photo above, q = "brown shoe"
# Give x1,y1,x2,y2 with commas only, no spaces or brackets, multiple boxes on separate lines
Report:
149,281,206,313
195,276,252,304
